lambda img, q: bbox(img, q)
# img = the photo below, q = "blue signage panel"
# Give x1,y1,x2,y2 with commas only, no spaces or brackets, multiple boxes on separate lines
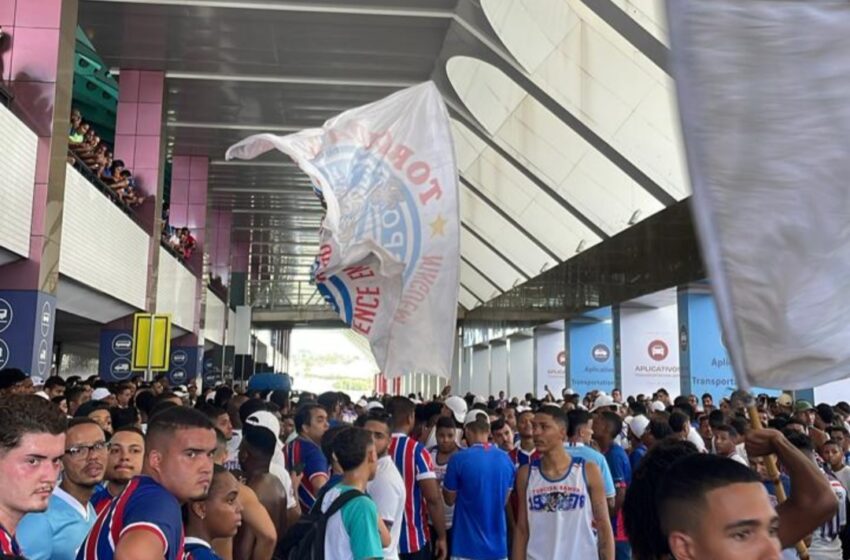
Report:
684,292,779,401
168,346,200,385
99,330,134,382
0,290,55,376
569,309,615,395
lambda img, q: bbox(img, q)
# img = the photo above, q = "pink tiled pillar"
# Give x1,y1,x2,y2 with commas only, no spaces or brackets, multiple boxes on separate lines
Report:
0,0,78,292
114,70,165,234
170,155,209,276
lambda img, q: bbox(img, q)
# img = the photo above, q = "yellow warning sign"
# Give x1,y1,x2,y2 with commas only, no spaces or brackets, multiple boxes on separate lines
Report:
132,314,171,371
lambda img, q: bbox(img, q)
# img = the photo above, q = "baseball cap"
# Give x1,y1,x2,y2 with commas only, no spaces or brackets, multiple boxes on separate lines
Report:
246,410,280,436
628,415,650,438
463,409,490,427
650,401,666,412
30,376,44,387
563,388,576,396
591,394,616,412
777,393,793,407
366,401,384,411
445,395,468,424
795,400,814,412
472,395,487,406
356,399,368,408
92,388,111,401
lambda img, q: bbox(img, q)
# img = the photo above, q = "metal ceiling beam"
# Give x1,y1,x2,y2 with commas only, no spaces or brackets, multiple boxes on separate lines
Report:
447,105,610,241
459,283,485,306
113,69,419,89
168,122,301,133
88,0,455,19
460,255,503,295
231,208,324,215
459,175,562,264
461,221,530,281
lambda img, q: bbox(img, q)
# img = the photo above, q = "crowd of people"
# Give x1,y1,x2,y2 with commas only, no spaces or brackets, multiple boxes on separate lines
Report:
68,109,145,208
0,366,846,560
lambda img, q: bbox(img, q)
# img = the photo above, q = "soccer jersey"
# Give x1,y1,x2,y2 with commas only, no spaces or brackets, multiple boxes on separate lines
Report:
0,524,21,556
604,444,632,542
525,456,596,560
443,443,515,560
76,476,184,560
564,443,616,498
389,433,436,554
184,537,223,560
509,445,536,467
18,486,97,560
285,436,329,512
428,446,456,528
367,456,406,560
90,484,117,515
321,484,383,560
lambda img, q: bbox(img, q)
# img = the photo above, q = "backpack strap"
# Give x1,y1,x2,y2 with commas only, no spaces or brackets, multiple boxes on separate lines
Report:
323,489,365,519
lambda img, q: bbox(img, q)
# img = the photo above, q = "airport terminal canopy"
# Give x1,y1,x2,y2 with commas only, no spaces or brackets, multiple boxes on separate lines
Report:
78,0,689,316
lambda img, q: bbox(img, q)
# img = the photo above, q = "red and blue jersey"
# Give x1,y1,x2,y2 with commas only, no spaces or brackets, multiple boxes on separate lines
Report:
90,484,116,515
76,476,184,560
0,524,20,556
389,433,437,554
285,436,329,512
184,537,223,560
509,446,537,467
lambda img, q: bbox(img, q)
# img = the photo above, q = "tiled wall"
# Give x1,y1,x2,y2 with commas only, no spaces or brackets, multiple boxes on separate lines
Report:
58,166,149,309
0,102,36,258
155,247,196,331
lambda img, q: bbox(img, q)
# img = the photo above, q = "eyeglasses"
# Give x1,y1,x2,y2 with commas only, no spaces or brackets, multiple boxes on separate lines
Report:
65,441,107,458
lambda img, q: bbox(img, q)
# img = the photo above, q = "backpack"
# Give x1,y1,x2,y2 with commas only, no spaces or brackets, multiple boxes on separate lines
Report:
277,487,365,560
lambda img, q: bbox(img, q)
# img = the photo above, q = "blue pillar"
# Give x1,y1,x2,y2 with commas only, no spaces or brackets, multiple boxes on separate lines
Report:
0,291,56,377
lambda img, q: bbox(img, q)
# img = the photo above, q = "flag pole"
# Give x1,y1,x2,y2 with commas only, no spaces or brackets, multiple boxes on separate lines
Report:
733,390,809,559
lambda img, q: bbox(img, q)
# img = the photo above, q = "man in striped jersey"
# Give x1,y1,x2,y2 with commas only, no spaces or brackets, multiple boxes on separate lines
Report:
0,395,67,556
76,406,217,560
386,396,447,560
285,403,329,512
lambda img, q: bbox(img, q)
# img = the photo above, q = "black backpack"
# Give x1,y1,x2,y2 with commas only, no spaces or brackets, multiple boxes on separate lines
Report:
277,487,365,560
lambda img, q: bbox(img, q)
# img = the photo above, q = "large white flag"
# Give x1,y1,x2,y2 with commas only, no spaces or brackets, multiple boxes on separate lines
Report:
668,0,850,389
226,82,459,379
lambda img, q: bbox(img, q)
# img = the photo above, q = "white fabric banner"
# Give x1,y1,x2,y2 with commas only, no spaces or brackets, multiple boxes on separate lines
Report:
668,0,850,390
226,82,459,379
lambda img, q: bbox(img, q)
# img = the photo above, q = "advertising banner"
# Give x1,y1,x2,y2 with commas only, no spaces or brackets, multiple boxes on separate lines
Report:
535,322,566,398
620,305,680,399
569,309,615,395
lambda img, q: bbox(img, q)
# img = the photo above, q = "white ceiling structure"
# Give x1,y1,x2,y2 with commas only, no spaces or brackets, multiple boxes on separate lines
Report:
80,0,690,314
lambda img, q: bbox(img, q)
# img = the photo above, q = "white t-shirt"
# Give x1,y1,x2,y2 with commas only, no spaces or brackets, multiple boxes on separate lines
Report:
367,456,406,560
686,427,707,453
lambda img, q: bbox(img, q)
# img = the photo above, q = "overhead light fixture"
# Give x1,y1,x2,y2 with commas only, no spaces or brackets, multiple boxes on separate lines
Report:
628,210,642,226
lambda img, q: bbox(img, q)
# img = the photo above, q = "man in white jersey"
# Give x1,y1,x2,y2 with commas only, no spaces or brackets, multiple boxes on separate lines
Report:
512,406,614,560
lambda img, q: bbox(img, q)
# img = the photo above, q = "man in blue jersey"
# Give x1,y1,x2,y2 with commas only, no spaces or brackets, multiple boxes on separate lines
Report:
0,395,67,556
77,406,217,560
594,411,632,560
386,396,447,560
18,418,106,560
285,403,329,512
565,410,617,510
90,427,145,514
443,410,515,560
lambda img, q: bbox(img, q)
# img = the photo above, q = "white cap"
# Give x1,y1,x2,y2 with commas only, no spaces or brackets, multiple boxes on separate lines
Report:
516,405,531,414
356,399,368,408
472,395,487,406
92,388,111,401
628,415,650,438
34,390,50,400
650,401,666,412
30,376,44,387
366,401,384,411
463,409,490,427
246,410,280,436
591,394,616,412
444,395,468,423
563,388,576,396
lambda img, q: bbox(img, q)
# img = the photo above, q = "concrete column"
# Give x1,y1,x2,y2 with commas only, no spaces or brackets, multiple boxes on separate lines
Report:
508,335,534,399
490,340,508,396
461,346,472,395
0,0,77,375
471,344,491,397
208,209,232,286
